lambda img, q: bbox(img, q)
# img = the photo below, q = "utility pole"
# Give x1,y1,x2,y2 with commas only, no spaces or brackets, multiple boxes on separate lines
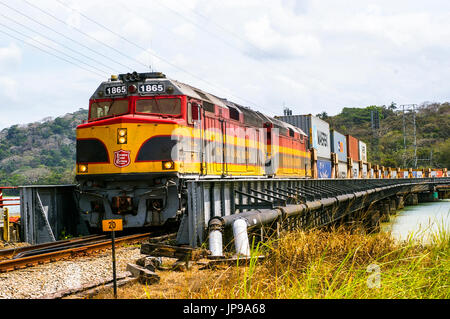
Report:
401,104,418,168
402,105,406,167
413,104,417,168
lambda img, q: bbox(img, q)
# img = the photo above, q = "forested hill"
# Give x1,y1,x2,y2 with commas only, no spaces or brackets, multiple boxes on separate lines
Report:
0,109,87,188
319,102,450,169
0,102,448,189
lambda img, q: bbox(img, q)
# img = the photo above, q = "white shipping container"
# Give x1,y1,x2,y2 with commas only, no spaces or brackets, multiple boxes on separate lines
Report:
359,141,367,162
338,162,347,178
311,116,331,160
276,114,331,160
362,164,368,178
352,162,360,179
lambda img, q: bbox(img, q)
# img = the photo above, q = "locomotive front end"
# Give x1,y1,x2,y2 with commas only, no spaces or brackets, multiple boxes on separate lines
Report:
75,72,187,231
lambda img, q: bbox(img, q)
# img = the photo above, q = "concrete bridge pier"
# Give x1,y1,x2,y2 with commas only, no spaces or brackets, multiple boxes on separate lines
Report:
378,200,391,223
438,190,450,199
418,192,439,203
389,198,397,214
405,193,419,206
358,205,381,232
395,196,404,210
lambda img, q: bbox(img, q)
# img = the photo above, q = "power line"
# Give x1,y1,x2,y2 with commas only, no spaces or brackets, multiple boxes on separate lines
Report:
54,0,267,110
0,28,104,78
0,12,117,74
150,0,304,113
20,0,148,69
0,0,134,72
152,0,252,55
0,21,110,76
161,0,272,59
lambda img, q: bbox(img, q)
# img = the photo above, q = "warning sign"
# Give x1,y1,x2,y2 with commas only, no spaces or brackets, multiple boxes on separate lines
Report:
102,219,123,232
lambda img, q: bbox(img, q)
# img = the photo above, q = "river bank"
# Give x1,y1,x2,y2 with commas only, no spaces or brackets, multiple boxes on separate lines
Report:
91,223,449,299
381,199,450,243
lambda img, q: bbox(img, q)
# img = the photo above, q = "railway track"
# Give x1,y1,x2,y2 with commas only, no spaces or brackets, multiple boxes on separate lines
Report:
0,232,169,273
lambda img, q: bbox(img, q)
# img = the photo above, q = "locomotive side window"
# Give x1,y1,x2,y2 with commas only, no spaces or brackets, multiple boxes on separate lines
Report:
136,98,181,116
90,100,129,120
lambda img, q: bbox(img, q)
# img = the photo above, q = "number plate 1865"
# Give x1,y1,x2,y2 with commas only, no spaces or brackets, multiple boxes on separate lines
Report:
139,83,165,93
105,85,127,96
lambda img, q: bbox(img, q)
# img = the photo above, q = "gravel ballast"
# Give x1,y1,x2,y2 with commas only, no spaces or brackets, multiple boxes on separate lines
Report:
0,246,142,299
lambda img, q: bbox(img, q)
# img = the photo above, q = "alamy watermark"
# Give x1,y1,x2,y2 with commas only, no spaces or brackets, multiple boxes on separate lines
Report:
366,263,381,289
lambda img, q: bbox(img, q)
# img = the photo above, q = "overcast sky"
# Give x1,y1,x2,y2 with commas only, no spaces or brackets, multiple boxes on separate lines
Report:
0,0,449,129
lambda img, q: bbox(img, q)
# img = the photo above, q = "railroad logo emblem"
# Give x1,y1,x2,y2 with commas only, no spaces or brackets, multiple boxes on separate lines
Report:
114,150,131,168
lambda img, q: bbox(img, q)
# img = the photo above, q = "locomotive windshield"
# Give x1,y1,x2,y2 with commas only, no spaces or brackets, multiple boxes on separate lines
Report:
89,99,129,120
136,97,181,116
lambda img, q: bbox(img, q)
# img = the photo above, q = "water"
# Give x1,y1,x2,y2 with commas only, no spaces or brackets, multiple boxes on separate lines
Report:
381,199,450,243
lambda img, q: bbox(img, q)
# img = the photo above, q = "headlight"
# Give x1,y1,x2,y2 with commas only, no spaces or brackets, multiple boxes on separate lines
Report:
117,128,127,144
162,161,174,170
78,164,88,173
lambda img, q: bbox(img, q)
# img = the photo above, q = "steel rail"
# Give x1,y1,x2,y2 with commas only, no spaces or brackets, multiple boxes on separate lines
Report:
0,232,155,273
0,234,105,260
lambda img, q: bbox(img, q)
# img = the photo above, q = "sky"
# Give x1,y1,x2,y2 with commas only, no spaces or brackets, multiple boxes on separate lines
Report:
0,0,450,129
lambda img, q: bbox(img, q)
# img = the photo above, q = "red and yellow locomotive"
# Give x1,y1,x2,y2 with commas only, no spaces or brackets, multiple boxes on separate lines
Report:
76,72,310,230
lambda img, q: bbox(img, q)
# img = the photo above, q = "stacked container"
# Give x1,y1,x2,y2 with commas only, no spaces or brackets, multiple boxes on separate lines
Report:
346,135,359,178
358,141,368,178
276,114,332,178
330,129,347,178
412,170,423,178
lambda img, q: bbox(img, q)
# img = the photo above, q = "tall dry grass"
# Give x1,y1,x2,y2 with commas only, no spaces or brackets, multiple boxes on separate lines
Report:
186,226,450,299
92,224,449,299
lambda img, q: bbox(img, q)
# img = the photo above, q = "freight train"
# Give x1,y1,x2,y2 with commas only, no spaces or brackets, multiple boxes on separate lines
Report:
75,72,448,231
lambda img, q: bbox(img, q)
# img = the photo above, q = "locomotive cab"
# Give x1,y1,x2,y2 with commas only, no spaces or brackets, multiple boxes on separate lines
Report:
76,72,190,231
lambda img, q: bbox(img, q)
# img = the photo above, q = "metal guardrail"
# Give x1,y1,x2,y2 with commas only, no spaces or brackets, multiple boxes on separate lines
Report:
1,187,20,242
177,177,450,247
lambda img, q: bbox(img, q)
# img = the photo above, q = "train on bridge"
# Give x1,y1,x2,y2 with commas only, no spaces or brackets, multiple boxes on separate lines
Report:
75,71,448,232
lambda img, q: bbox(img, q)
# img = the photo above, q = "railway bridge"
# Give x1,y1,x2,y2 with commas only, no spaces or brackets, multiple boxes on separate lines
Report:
175,177,450,256
7,177,450,255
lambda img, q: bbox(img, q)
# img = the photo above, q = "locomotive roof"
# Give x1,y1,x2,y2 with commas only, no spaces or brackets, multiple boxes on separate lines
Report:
170,78,307,136
92,72,307,137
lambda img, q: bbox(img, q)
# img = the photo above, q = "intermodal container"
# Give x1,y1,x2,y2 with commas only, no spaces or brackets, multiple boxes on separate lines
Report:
346,135,359,161
330,129,347,162
351,162,360,178
317,159,332,178
362,163,368,178
431,170,443,177
359,141,367,162
337,162,347,178
276,114,331,160
412,171,423,178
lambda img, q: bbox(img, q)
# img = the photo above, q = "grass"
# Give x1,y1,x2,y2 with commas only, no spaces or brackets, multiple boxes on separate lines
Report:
90,224,450,299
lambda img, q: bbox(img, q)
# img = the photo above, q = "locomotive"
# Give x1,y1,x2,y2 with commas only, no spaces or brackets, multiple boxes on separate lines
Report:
75,72,311,230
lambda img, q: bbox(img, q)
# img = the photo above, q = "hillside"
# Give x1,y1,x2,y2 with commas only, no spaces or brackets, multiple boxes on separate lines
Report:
0,102,448,190
321,102,450,169
0,109,87,188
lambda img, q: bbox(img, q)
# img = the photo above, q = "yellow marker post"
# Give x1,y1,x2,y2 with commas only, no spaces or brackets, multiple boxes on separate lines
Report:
102,219,123,298
3,207,9,242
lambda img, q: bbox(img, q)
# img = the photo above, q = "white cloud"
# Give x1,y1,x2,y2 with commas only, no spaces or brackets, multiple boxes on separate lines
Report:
0,0,450,129
0,43,22,69
244,15,321,59
0,77,19,102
